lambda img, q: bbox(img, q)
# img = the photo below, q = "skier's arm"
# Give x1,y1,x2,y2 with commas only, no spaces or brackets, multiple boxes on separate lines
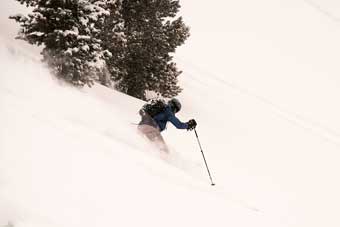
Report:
168,114,188,129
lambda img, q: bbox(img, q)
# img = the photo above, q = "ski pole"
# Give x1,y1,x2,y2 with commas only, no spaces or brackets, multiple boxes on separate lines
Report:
194,129,215,186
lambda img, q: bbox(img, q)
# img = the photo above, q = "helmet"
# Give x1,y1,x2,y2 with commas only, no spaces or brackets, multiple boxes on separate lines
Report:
168,98,181,113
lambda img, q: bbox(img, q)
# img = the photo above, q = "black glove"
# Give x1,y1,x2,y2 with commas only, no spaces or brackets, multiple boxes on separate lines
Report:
187,119,197,131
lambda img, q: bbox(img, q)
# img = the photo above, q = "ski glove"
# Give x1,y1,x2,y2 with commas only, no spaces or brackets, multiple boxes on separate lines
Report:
187,119,197,131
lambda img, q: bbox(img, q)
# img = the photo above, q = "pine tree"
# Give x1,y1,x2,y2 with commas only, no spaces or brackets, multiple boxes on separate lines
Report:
117,0,190,100
10,0,116,86
98,0,127,87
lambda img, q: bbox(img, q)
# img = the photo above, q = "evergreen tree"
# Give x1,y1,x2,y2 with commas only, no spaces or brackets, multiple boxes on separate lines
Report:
98,0,127,87
117,0,190,100
10,0,118,86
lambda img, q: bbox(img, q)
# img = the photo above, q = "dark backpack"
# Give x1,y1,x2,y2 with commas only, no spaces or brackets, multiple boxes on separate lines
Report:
140,99,166,118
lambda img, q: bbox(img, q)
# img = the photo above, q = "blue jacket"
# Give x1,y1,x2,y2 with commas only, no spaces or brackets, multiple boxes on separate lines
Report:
153,106,188,131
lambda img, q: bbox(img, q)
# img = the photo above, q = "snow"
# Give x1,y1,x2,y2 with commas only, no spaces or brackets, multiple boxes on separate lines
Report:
61,27,79,37
85,2,110,21
1,41,264,227
10,14,25,20
1,1,340,227
79,17,89,26
29,31,44,37
77,35,91,40
81,44,90,51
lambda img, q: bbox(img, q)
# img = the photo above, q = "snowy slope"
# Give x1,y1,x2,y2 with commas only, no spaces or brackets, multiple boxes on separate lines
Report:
0,38,270,227
1,1,340,227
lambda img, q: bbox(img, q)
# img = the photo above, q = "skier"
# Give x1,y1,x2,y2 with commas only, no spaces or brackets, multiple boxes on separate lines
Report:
138,98,197,152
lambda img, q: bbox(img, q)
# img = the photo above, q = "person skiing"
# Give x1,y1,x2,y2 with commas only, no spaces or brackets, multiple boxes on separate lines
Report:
138,98,197,152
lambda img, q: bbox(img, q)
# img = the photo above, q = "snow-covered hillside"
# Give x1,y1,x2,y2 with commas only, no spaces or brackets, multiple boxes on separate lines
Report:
0,37,268,227
1,1,340,227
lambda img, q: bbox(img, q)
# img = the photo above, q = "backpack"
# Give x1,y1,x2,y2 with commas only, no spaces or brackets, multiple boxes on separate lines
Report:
140,99,166,118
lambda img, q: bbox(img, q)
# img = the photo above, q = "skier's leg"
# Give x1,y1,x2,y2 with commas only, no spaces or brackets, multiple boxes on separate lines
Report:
138,125,169,153
137,125,159,141
137,114,169,152
153,133,169,153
